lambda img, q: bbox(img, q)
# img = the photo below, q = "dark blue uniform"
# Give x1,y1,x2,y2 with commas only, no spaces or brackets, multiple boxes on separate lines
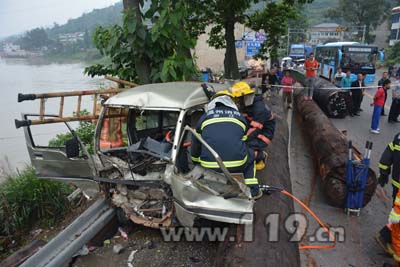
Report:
243,96,276,161
191,105,257,185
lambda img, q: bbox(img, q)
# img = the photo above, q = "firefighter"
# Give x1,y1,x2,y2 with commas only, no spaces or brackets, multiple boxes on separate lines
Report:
376,133,400,264
190,92,261,198
386,189,400,267
230,81,276,171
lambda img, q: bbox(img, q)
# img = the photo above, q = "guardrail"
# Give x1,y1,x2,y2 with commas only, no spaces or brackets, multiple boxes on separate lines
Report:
20,198,115,267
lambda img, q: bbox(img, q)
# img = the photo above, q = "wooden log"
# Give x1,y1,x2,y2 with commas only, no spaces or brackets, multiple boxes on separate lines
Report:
290,71,348,118
292,80,377,208
215,93,301,266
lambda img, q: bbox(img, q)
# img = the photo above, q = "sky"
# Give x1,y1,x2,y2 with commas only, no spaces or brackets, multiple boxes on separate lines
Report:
0,0,121,38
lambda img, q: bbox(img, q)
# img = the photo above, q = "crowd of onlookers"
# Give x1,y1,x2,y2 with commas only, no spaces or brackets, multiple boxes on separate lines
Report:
334,68,400,134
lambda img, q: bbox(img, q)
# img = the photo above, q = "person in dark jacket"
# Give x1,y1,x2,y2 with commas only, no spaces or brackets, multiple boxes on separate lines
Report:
376,133,400,257
261,68,279,94
230,82,276,171
351,74,365,116
190,92,261,198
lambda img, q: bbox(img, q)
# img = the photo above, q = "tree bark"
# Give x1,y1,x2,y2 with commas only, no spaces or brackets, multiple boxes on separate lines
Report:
223,9,240,80
214,93,300,266
124,0,151,84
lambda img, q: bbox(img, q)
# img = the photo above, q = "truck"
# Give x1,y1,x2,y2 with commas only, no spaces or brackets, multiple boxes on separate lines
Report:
289,44,313,61
15,82,254,228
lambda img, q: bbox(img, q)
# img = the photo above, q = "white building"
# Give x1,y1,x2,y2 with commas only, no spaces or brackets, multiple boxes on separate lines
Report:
309,23,342,45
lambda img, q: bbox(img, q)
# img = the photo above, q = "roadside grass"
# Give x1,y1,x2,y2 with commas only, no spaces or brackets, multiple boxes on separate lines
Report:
0,167,73,255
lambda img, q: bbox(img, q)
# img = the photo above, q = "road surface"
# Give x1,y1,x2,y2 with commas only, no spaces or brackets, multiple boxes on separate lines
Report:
290,69,398,266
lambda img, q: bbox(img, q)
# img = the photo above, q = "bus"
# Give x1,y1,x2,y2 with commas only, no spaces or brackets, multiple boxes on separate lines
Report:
390,6,400,46
315,42,378,85
289,44,313,61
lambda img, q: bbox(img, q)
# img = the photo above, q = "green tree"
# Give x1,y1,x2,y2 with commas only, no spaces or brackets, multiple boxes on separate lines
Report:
325,0,391,43
250,2,298,61
17,28,48,50
202,0,312,79
85,0,199,84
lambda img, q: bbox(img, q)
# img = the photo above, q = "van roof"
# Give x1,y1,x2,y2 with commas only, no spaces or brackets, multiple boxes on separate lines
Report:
104,82,230,110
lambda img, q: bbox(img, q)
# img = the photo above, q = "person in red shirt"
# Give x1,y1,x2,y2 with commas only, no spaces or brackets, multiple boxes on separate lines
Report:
281,71,296,109
371,79,391,134
303,53,319,101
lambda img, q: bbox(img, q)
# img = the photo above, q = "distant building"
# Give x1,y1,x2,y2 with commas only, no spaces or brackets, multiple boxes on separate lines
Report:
58,32,85,45
309,23,343,45
390,6,400,46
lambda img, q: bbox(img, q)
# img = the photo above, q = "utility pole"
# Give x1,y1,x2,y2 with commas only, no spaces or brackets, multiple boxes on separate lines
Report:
361,25,366,43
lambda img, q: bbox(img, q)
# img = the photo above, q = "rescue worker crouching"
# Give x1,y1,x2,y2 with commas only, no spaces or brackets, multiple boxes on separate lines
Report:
376,132,400,266
230,82,276,171
190,91,262,198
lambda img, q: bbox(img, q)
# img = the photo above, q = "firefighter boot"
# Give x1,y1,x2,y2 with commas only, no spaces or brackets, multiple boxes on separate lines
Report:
376,232,394,256
255,151,269,171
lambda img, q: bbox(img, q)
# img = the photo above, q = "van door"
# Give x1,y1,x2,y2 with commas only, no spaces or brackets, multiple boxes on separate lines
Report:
20,114,99,196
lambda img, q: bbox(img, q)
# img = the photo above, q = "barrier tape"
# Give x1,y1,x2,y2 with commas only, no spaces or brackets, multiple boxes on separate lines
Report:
261,83,380,91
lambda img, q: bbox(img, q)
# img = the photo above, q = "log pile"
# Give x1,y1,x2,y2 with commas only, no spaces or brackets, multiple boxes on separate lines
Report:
292,80,377,207
215,90,300,266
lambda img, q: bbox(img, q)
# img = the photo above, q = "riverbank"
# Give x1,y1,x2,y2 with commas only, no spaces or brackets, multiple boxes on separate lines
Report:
42,49,108,65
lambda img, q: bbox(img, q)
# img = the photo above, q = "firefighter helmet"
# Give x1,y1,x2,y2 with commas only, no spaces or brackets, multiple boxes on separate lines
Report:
211,90,233,100
231,82,255,97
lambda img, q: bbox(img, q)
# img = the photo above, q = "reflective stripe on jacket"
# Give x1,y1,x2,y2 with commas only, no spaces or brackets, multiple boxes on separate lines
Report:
379,133,400,187
243,95,276,150
190,106,249,169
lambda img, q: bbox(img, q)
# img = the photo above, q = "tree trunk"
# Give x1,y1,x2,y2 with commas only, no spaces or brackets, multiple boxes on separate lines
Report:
124,0,151,84
223,11,240,80
290,70,377,208
214,93,300,267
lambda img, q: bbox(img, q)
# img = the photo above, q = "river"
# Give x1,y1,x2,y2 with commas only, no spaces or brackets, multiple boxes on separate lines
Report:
0,58,110,177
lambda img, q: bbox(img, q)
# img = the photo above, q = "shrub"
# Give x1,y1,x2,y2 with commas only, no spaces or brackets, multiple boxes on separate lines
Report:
48,110,96,154
0,167,73,237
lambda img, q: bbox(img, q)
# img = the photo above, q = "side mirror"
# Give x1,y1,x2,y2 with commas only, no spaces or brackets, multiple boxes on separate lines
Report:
66,137,80,158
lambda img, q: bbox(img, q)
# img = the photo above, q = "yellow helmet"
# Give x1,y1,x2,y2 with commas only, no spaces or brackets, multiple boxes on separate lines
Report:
231,82,254,97
211,90,233,100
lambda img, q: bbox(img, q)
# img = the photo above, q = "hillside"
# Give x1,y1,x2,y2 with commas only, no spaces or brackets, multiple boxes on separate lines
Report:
302,0,339,27
47,2,123,38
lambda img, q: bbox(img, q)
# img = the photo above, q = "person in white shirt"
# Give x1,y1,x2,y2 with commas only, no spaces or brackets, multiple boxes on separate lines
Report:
333,67,346,87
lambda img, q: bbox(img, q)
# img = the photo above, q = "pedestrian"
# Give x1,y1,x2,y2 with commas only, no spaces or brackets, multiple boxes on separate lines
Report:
230,82,276,171
268,67,279,93
375,132,400,265
341,70,353,116
389,65,395,79
190,92,261,198
389,75,400,123
261,69,269,94
333,67,346,87
276,67,284,83
370,79,391,134
281,71,296,109
304,52,319,101
379,72,390,116
351,74,365,116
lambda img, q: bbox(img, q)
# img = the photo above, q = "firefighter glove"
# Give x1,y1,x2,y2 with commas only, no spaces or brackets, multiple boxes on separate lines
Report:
378,174,389,187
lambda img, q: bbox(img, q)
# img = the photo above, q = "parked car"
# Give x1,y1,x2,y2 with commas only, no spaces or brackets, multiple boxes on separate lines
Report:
18,82,254,228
